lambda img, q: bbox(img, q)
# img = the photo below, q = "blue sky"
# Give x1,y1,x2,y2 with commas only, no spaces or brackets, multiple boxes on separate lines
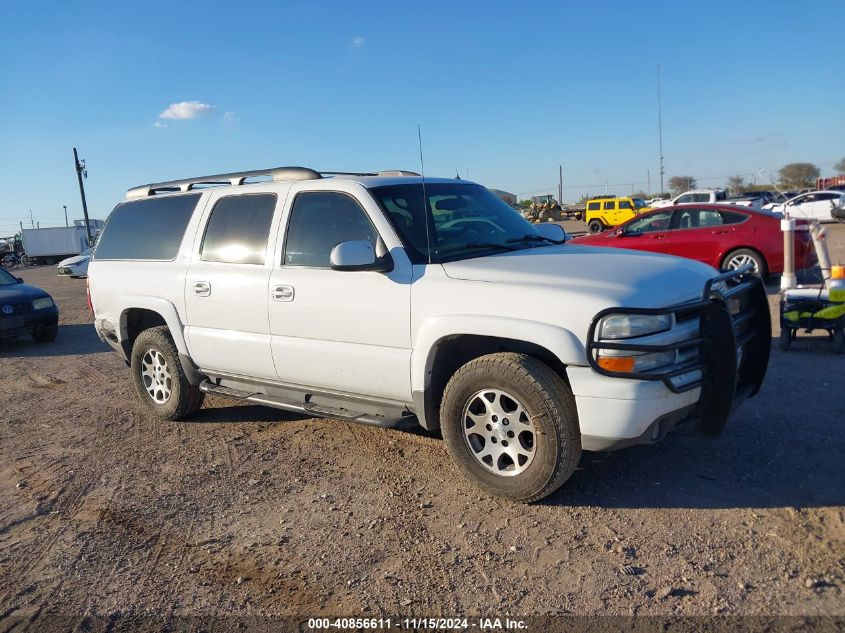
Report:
1,0,842,236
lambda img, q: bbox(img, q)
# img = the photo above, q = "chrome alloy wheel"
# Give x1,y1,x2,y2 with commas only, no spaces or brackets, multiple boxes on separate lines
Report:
725,253,759,273
140,348,172,404
462,389,536,476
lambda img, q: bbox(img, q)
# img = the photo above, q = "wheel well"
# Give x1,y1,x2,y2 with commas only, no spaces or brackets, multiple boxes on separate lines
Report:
423,335,568,430
121,308,167,357
720,246,768,274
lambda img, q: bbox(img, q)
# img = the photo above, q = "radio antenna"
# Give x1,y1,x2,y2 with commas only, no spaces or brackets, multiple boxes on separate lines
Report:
418,124,432,264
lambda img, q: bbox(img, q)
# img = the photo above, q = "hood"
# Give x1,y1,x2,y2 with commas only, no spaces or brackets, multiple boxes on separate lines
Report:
441,244,718,307
59,254,90,266
0,282,51,303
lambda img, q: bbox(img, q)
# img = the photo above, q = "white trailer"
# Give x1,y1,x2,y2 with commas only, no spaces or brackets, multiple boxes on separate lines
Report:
22,220,104,264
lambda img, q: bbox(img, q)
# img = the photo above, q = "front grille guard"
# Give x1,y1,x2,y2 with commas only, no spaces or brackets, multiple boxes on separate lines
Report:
586,265,771,401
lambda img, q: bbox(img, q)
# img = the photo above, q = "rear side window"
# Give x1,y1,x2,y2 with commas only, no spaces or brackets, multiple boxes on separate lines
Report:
721,210,748,225
603,201,616,210
95,194,201,260
619,200,632,209
201,194,277,264
587,202,600,211
284,192,377,267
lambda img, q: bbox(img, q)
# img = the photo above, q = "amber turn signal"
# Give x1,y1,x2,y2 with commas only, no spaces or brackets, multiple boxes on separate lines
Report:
597,355,636,372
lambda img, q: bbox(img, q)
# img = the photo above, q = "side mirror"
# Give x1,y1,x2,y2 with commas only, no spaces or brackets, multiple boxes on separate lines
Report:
17,277,24,283
535,223,567,242
330,240,393,272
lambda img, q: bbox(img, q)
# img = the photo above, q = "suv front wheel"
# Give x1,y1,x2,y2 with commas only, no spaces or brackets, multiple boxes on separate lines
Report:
440,353,581,502
130,326,204,420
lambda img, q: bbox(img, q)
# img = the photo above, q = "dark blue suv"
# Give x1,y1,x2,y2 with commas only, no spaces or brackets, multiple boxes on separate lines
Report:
0,268,59,343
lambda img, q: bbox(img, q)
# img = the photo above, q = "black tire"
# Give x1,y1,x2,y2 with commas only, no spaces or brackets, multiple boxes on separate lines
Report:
779,327,792,351
575,212,583,222
588,219,604,234
32,324,58,343
832,328,845,355
538,210,551,222
440,353,581,503
722,248,767,278
130,326,204,420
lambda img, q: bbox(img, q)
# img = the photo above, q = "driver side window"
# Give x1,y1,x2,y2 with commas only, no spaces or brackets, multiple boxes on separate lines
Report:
284,192,378,267
624,211,674,234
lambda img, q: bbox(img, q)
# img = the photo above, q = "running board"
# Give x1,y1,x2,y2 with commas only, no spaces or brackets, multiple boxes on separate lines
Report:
198,380,415,429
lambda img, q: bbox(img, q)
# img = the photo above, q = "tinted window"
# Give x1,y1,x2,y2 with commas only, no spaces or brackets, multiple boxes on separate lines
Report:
721,210,748,225
624,211,673,234
675,208,733,229
0,267,18,286
619,200,632,209
603,201,616,210
587,202,600,211
201,194,277,264
676,195,693,204
692,193,710,202
95,193,201,260
285,192,378,267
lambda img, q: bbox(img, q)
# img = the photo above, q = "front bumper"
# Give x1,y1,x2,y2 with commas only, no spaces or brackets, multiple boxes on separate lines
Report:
0,307,59,339
582,267,771,442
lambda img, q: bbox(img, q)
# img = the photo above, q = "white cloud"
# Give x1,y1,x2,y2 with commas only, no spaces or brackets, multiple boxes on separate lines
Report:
350,36,365,47
152,121,167,128
159,100,214,120
223,110,240,125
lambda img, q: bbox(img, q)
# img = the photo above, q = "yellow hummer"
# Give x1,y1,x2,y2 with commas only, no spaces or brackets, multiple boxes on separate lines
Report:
584,196,651,234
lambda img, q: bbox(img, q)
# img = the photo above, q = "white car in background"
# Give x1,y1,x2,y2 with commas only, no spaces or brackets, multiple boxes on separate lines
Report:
765,190,845,221
651,189,728,208
57,248,92,278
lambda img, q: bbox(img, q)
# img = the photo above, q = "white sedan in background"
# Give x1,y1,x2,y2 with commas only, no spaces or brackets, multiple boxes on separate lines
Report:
56,248,92,278
765,190,845,221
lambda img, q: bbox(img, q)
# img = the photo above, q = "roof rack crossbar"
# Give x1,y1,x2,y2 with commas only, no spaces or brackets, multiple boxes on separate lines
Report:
126,167,422,200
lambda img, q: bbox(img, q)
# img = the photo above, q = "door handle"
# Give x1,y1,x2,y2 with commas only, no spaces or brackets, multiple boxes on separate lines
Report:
271,284,294,302
193,281,211,297
649,234,665,239
711,230,730,235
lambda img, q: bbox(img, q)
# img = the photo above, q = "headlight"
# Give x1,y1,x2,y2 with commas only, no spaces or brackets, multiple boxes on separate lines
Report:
32,297,54,310
599,313,671,340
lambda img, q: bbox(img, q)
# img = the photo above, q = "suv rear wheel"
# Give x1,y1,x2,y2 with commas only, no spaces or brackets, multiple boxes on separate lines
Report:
440,353,581,502
130,326,204,420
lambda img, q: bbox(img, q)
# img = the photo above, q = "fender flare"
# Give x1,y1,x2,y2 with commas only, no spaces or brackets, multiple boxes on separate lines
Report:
116,294,189,356
410,315,586,429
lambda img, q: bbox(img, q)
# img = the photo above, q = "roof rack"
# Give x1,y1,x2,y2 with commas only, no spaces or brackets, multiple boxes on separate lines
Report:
125,167,421,199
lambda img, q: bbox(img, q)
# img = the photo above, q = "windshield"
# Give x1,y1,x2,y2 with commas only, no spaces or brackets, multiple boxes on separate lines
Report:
371,183,551,263
632,198,647,208
0,267,19,286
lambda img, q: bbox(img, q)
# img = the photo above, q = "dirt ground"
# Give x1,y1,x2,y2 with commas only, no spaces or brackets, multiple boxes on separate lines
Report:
1,225,844,631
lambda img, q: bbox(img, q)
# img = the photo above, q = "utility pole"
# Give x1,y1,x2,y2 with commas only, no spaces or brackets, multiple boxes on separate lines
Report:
657,64,665,194
30,210,34,228
63,205,68,227
73,147,93,244
647,169,651,196
558,164,563,204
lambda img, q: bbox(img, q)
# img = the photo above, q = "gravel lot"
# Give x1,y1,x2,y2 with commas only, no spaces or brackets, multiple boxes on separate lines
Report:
1,225,843,630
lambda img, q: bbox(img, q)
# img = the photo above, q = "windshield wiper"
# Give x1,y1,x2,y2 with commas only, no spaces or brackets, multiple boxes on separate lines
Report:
505,234,565,246
441,241,519,254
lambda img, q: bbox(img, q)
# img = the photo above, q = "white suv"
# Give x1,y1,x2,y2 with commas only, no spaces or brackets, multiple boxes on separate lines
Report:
89,166,771,502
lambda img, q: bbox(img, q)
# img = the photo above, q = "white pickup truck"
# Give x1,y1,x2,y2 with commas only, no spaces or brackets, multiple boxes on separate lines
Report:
88,167,771,502
650,190,729,208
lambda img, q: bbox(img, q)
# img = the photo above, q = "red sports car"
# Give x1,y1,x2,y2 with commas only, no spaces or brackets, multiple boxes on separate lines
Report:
571,204,816,276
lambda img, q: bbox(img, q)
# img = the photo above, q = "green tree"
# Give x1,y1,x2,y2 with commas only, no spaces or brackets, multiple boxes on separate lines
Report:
834,157,845,174
518,199,533,208
631,190,649,199
667,176,697,194
726,175,746,195
778,162,820,189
